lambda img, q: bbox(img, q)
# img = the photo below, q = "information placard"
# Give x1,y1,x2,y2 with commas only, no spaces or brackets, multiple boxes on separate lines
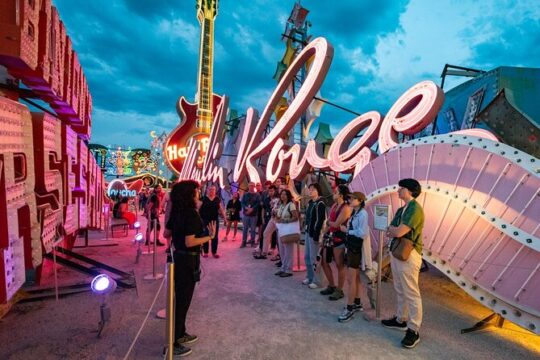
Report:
374,204,391,231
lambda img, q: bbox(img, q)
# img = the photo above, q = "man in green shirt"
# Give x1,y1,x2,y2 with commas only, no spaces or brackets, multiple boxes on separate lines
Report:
382,178,424,349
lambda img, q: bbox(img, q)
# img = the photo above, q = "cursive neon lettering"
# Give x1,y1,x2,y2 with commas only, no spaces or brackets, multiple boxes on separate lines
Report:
175,37,497,185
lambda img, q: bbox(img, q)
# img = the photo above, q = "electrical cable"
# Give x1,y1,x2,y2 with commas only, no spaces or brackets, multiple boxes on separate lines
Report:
122,275,166,360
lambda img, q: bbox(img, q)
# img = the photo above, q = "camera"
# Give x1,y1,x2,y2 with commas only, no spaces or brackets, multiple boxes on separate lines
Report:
322,232,333,247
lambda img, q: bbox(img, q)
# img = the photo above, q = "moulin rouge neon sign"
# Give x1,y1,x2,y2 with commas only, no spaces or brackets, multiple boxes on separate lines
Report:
172,37,496,187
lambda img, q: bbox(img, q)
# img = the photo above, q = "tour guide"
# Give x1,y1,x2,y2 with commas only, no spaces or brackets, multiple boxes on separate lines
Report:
382,178,425,349
164,180,216,357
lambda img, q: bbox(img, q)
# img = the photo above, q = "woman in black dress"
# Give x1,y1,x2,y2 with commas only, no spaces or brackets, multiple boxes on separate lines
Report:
199,184,226,258
224,192,242,241
164,180,216,357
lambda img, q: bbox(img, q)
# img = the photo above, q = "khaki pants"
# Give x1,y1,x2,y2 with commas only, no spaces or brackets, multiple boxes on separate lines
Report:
391,248,423,332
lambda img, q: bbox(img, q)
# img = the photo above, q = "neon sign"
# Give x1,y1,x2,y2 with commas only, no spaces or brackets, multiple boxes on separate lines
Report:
166,137,210,164
176,37,497,187
107,179,136,198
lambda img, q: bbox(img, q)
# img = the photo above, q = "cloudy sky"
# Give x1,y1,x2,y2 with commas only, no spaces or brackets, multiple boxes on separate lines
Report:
53,0,540,148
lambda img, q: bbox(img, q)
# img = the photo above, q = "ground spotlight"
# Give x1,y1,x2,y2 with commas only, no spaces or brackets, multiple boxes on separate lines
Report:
134,221,141,230
134,232,144,243
91,274,117,295
91,274,117,338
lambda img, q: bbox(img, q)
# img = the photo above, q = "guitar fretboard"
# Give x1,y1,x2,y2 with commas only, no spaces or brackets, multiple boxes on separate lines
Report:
197,17,214,132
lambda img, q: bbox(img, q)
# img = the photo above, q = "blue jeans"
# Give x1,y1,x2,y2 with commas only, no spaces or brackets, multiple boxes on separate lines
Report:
304,235,319,283
242,216,257,246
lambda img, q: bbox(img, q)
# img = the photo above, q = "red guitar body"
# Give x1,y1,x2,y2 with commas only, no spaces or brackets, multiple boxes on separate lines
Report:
164,94,223,175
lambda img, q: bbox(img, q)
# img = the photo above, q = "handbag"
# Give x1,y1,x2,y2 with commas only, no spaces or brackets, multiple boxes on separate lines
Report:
277,204,300,244
281,233,301,244
389,204,415,261
390,237,414,261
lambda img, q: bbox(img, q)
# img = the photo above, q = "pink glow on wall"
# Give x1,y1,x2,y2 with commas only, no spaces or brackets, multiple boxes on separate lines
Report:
0,97,38,304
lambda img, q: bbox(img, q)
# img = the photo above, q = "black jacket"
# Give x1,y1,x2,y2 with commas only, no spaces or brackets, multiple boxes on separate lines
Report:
305,198,326,241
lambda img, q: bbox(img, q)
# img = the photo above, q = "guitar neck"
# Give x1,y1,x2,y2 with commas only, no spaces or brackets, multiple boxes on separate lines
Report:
196,17,215,133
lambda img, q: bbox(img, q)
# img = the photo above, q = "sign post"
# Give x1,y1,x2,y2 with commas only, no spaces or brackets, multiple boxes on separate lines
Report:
373,204,391,320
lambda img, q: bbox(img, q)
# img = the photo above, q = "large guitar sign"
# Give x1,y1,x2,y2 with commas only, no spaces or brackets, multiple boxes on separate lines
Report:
165,0,222,174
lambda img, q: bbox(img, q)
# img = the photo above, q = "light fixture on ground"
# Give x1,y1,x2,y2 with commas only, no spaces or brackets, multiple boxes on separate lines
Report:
91,274,117,338
134,232,144,264
133,221,141,230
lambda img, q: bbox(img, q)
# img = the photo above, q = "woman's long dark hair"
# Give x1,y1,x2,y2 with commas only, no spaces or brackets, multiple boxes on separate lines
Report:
170,180,200,216
280,189,293,204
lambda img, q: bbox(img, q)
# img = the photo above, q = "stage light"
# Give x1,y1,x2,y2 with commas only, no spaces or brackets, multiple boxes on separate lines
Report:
134,233,144,264
134,221,141,229
134,232,144,243
91,274,117,295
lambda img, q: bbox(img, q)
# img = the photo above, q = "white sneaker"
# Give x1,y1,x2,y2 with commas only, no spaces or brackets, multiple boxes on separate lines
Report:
308,283,319,289
301,278,310,285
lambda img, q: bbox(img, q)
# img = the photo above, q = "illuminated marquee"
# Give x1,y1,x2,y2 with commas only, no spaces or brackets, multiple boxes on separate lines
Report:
107,179,136,198
176,37,496,187
166,136,210,165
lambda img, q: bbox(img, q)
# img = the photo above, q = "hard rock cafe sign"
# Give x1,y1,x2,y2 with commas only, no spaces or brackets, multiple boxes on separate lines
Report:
165,37,496,187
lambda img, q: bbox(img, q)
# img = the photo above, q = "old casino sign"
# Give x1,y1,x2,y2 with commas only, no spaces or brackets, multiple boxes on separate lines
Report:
167,37,496,187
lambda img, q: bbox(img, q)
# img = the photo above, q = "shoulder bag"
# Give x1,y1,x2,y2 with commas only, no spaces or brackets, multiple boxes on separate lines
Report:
389,205,415,261
278,203,301,244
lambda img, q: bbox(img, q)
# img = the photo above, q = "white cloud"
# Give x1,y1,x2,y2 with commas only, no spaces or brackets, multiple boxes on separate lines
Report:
223,24,281,65
157,18,199,53
79,53,117,76
236,87,274,113
345,0,540,110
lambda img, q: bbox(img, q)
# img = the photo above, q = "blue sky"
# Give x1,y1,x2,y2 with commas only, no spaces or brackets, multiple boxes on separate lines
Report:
53,0,540,148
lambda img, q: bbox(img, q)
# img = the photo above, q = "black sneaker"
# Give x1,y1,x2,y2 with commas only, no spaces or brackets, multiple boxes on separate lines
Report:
401,328,420,348
275,270,284,276
177,333,198,344
352,302,364,312
163,344,192,357
275,261,282,267
279,272,293,277
381,316,408,331
319,286,336,295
